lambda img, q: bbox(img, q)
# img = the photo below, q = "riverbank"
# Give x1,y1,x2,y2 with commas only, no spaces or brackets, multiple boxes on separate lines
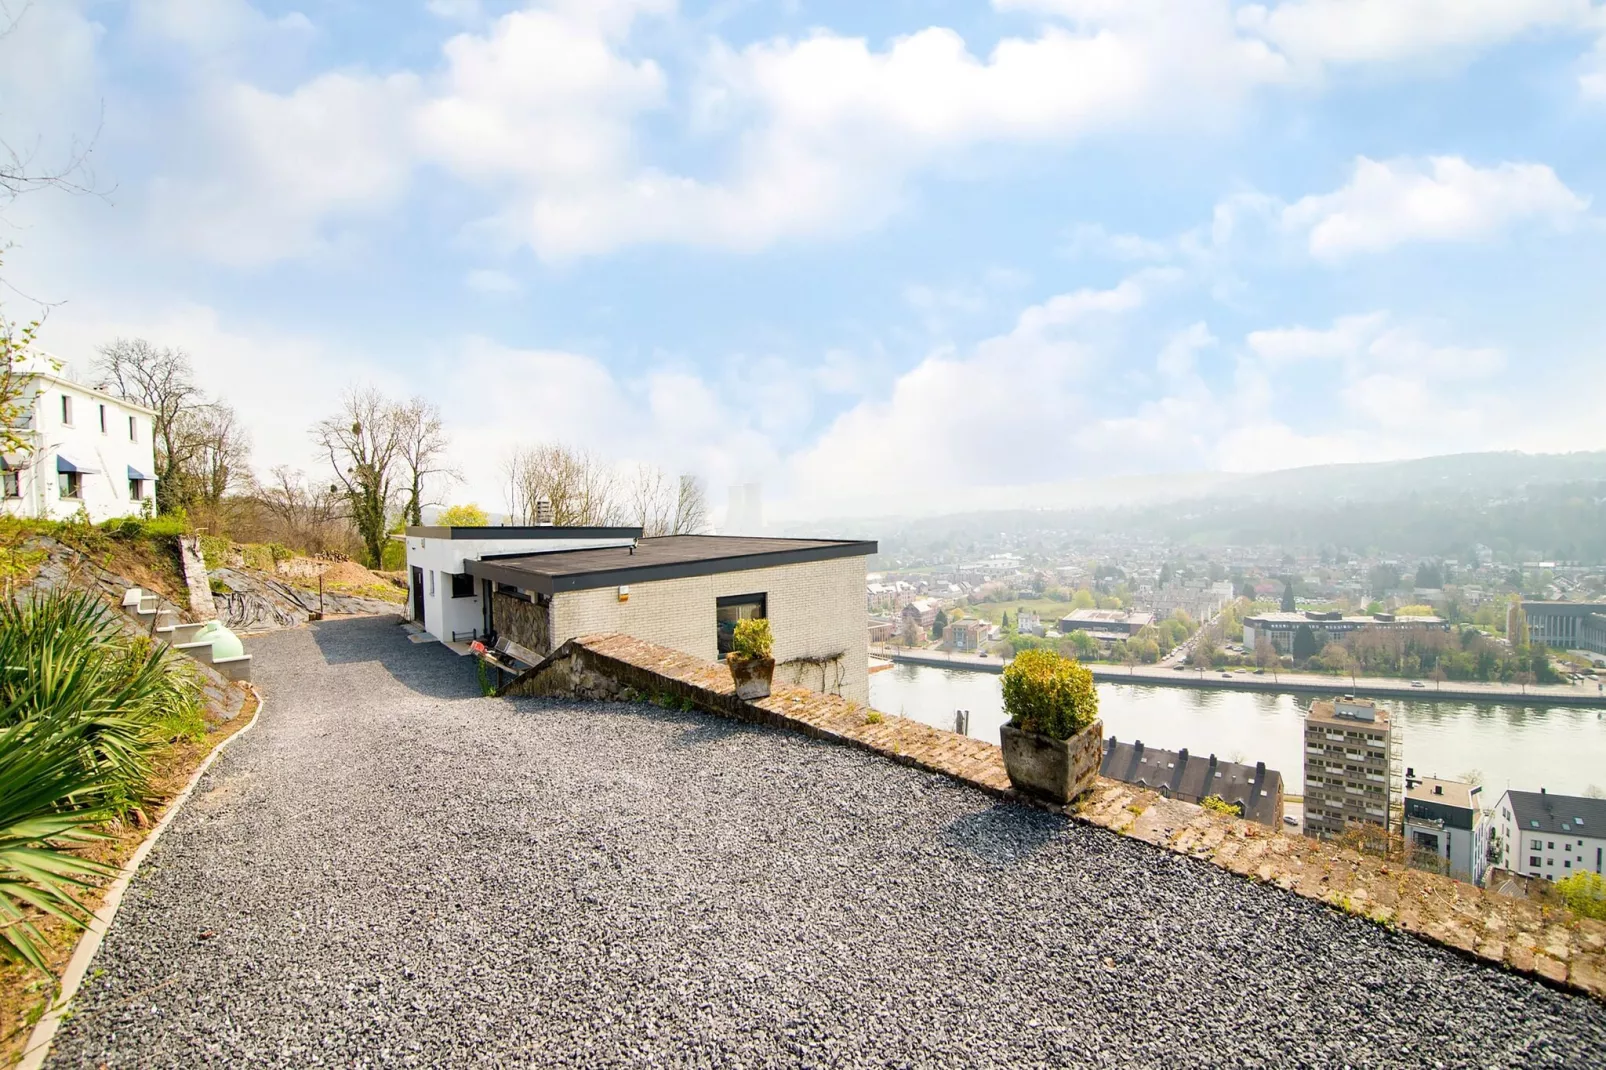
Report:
874,647,1606,708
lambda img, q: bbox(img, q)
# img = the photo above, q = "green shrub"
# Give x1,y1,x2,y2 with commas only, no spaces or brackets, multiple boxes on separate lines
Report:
730,617,773,660
1201,795,1243,817
142,513,190,538
864,710,884,725
1557,872,1606,920
199,535,232,569
1001,648,1099,740
209,576,230,594
266,543,292,565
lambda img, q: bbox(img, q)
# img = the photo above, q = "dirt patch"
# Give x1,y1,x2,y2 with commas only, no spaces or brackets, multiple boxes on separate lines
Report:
0,687,258,1066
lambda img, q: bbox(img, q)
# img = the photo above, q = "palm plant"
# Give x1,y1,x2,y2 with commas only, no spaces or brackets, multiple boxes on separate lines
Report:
0,717,115,968
0,590,204,966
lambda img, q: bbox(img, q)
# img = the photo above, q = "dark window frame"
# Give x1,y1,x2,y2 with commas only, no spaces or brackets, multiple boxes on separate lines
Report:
2,469,19,499
59,470,82,500
450,572,476,599
128,478,144,501
60,395,72,425
716,592,767,656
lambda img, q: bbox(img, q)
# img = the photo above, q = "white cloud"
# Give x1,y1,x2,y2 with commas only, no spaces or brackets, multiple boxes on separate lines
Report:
1235,0,1593,69
1247,311,1504,377
130,0,313,58
1246,311,1389,363
148,72,422,264
1282,156,1590,260
1584,34,1606,98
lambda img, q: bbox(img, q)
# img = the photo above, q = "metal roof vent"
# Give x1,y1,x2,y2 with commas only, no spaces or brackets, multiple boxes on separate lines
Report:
534,496,554,526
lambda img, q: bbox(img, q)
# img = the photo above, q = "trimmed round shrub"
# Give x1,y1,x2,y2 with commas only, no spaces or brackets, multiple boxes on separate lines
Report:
1002,648,1098,740
730,617,773,660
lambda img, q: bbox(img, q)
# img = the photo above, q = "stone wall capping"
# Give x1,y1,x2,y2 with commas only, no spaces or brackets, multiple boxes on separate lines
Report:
497,632,1606,1003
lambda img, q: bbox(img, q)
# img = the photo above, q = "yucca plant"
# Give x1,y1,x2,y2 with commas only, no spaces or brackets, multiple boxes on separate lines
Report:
0,590,203,966
0,717,116,968
0,590,202,809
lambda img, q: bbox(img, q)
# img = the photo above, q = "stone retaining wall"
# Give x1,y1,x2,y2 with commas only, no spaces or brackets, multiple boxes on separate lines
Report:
500,633,1606,1002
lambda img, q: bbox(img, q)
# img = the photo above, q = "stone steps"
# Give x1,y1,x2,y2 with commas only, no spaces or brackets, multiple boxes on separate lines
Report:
121,587,252,682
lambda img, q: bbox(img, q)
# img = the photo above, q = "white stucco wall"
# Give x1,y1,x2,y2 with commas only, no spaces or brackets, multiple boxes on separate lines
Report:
2,375,158,524
550,554,870,704
404,532,636,642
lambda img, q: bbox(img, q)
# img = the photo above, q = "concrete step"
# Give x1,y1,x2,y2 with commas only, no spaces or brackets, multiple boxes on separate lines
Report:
174,640,216,666
157,622,209,645
210,654,252,682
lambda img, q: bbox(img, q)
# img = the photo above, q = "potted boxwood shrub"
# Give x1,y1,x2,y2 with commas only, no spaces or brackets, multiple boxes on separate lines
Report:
999,648,1102,804
726,617,775,700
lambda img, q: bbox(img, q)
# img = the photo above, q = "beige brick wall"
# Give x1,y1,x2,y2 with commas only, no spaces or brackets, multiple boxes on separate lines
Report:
550,554,869,704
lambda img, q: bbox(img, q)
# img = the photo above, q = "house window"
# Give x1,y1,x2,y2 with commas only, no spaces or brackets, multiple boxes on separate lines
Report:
128,415,137,440
428,570,436,596
2,469,18,499
1531,839,1543,850
129,479,145,501
1529,856,1541,867
450,573,475,599
99,404,107,433
716,593,767,655
60,395,72,425
59,471,82,500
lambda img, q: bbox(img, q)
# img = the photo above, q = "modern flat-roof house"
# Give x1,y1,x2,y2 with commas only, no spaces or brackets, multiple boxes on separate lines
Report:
1403,773,1490,886
1100,737,1284,827
406,527,878,704
1491,788,1606,883
2,365,159,523
1243,611,1448,655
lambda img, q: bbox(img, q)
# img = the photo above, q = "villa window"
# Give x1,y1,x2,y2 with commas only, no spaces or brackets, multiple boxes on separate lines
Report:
129,478,145,501
60,395,72,425
450,573,475,599
2,469,18,499
428,570,436,596
99,404,107,433
128,415,138,440
59,471,82,500
716,593,767,655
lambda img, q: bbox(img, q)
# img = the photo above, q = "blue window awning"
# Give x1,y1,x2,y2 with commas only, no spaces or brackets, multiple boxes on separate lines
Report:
56,454,100,475
127,465,153,481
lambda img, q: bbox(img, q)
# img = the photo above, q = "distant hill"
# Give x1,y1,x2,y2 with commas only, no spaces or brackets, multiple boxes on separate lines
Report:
803,451,1606,562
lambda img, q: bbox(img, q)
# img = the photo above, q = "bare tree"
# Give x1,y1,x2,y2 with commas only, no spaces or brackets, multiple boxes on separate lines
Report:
93,339,207,515
394,397,455,526
504,443,625,526
177,402,252,511
255,466,348,554
672,473,709,535
314,388,404,567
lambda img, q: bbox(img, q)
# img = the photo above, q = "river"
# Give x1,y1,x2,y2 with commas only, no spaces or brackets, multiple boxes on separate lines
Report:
869,663,1606,797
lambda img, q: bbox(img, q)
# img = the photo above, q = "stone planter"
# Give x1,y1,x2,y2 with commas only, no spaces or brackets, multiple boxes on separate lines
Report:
726,654,775,701
1000,719,1103,805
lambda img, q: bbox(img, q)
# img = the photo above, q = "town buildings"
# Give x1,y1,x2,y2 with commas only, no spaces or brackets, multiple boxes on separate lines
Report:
1491,789,1606,883
1100,738,1284,827
407,526,878,704
1521,601,1606,655
1303,698,1396,840
1057,609,1154,640
1243,610,1448,655
902,599,938,630
1402,773,1490,885
943,618,992,652
2,365,159,524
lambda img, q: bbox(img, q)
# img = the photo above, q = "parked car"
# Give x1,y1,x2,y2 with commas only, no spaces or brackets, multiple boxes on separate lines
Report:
1410,680,1425,688
1220,672,1232,679
1283,815,1298,826
1253,669,1266,675
1173,665,1187,672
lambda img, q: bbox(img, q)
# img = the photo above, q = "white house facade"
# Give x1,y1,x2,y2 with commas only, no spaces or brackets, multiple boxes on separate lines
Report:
1492,789,1606,883
3,368,159,523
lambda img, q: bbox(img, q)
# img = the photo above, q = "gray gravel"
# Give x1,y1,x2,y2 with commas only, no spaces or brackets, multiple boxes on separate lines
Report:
46,616,1606,1068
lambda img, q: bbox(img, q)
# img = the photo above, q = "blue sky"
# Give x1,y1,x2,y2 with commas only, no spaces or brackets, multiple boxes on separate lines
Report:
3,0,1605,522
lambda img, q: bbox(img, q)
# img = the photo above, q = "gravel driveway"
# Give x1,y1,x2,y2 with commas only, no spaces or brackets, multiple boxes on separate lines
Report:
47,617,1606,1067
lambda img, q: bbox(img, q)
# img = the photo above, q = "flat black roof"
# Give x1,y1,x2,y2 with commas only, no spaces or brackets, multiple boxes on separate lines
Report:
465,535,878,596
406,525,643,540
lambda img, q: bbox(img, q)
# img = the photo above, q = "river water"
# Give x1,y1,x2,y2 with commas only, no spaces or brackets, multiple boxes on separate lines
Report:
869,663,1606,797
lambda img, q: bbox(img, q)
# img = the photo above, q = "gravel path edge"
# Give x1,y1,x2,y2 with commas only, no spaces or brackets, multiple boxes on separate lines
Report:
16,685,266,1070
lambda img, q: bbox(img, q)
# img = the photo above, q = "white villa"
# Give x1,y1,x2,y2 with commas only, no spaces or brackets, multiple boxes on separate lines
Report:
2,365,159,523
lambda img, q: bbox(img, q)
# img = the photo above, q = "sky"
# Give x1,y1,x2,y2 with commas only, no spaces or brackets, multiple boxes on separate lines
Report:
2,0,1604,525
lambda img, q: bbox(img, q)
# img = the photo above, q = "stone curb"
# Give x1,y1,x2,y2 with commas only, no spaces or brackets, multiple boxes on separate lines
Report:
16,686,266,1070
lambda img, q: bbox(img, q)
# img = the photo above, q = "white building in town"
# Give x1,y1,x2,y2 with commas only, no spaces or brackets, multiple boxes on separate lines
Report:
2,364,159,523
1402,774,1490,886
1491,789,1606,883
